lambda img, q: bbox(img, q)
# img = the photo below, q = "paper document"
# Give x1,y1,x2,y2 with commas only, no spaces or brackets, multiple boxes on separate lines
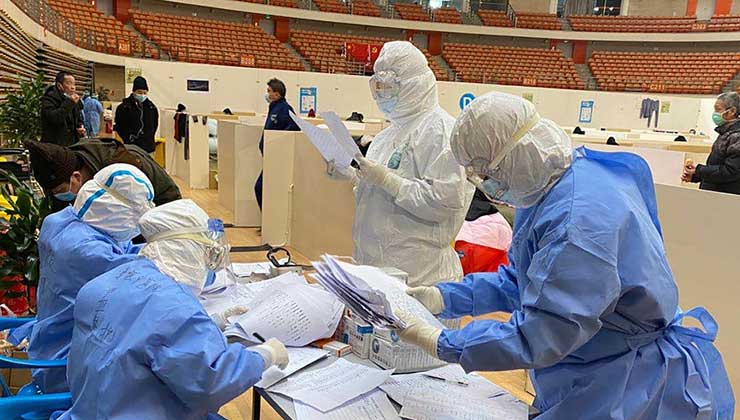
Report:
320,111,362,162
421,364,471,385
312,255,444,330
289,111,358,170
294,390,400,420
231,262,272,278
224,281,344,346
270,358,394,412
256,347,329,389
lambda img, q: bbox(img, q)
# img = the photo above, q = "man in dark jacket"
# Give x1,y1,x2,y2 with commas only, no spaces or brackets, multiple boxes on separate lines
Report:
114,76,159,153
26,139,180,212
40,71,85,146
255,78,299,210
683,92,740,195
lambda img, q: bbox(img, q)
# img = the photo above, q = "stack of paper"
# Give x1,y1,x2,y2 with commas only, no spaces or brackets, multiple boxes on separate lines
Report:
224,280,344,346
312,255,444,330
289,111,361,171
294,390,400,420
270,358,394,412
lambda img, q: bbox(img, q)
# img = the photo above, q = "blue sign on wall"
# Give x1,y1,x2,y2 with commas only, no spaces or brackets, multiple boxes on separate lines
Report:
579,100,594,123
299,87,317,114
459,93,476,110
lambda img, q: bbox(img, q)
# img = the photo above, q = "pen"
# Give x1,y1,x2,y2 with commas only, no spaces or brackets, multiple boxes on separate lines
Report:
424,375,469,387
253,332,266,343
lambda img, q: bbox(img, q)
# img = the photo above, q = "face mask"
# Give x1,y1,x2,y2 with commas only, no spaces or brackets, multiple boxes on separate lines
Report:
713,111,728,126
376,96,398,115
265,94,271,104
54,190,77,202
135,94,147,103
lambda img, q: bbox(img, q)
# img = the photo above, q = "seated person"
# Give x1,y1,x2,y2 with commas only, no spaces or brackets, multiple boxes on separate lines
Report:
30,164,155,393
454,190,512,275
54,199,289,420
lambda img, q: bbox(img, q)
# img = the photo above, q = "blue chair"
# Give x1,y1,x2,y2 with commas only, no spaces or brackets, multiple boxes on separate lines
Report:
0,318,72,419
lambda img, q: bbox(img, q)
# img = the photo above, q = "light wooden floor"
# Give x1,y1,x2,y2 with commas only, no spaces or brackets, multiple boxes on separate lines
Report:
177,178,534,419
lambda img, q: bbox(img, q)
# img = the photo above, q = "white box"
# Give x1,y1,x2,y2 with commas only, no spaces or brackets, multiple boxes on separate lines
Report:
369,335,445,373
338,315,374,359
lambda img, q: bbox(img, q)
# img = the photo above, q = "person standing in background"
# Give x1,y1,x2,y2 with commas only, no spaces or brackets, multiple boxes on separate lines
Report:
683,92,740,195
115,76,159,153
255,78,299,210
82,92,103,138
40,71,85,146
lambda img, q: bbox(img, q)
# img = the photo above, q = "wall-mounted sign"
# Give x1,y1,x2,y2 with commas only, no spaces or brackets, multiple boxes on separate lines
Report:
522,93,534,103
300,87,317,114
125,68,142,84
187,79,210,92
579,100,594,123
661,101,671,113
459,93,475,110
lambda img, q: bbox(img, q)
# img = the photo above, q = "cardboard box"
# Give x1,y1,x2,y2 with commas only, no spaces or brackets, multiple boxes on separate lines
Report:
369,335,445,373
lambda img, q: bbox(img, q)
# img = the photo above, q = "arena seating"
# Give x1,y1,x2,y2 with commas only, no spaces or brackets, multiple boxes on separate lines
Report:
313,0,349,14
130,11,303,70
238,0,299,6
516,12,560,30
477,9,513,27
708,14,740,31
46,0,156,57
349,0,381,17
432,7,462,24
394,3,430,21
590,51,740,94
420,48,450,81
443,43,584,89
569,15,696,32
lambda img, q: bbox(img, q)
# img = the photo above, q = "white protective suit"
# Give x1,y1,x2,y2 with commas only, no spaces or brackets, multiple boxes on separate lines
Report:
354,41,473,287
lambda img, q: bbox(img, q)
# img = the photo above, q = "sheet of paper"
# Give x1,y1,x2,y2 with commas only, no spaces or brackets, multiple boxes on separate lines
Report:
270,358,395,412
380,372,507,407
294,390,400,420
320,111,362,161
379,374,431,405
421,364,471,385
225,281,344,346
232,262,272,278
290,111,354,169
256,347,329,389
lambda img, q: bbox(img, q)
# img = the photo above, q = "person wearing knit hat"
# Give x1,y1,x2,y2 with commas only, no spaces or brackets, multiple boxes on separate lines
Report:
114,75,159,153
25,141,91,204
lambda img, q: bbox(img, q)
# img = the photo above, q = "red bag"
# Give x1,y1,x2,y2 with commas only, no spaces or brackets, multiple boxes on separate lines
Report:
455,240,508,275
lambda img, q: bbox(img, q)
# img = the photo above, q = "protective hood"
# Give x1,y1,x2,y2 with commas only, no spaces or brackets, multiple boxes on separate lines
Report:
373,41,438,124
73,163,155,242
450,91,572,208
138,199,211,294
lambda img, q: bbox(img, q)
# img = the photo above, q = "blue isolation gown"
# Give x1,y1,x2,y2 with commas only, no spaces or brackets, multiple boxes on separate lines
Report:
435,147,735,420
53,259,265,420
29,206,140,393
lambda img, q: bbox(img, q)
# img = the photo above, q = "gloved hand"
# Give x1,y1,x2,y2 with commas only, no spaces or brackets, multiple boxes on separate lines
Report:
212,305,249,330
406,286,444,315
396,312,443,358
356,156,403,196
326,159,358,184
252,338,290,370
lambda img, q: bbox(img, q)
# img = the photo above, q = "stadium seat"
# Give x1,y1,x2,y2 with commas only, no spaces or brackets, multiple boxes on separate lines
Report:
477,9,512,27
393,3,430,21
569,15,696,33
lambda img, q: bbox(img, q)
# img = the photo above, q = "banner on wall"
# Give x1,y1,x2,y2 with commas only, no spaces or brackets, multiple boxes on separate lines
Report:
125,68,142,84
579,100,594,123
300,87,317,114
661,102,671,113
187,79,210,92
459,93,476,110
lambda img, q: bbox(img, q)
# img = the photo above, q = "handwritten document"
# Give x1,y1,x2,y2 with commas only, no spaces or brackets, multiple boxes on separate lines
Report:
256,347,329,389
289,111,358,170
294,390,400,420
270,358,394,412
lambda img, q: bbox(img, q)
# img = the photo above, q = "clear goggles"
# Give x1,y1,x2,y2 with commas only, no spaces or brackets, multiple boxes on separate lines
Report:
369,71,401,100
147,219,230,271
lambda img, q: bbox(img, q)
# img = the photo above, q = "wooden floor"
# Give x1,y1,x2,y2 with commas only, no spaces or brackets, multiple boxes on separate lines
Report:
177,178,534,419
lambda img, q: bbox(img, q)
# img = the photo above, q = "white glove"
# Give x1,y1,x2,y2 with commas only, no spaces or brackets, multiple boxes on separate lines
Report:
406,286,444,315
212,305,249,330
396,312,442,358
252,338,290,370
326,159,358,184
356,156,403,196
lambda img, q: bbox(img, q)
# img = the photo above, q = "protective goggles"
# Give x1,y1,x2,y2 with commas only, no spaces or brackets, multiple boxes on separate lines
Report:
147,219,230,271
369,71,401,100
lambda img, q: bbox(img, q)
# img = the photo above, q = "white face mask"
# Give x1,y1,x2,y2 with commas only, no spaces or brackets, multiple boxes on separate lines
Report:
265,94,271,104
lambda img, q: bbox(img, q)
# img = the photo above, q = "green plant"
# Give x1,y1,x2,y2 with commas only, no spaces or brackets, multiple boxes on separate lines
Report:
0,169,51,313
0,74,45,148
96,85,111,102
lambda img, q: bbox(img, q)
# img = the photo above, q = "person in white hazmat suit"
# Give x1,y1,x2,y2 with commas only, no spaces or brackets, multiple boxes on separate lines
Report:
329,41,473,287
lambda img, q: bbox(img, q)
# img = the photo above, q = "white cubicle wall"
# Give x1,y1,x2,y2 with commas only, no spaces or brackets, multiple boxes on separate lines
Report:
217,120,263,227
161,110,210,189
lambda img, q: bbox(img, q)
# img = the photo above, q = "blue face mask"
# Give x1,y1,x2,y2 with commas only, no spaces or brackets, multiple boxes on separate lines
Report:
135,94,147,103
477,177,514,205
54,190,76,202
376,96,398,115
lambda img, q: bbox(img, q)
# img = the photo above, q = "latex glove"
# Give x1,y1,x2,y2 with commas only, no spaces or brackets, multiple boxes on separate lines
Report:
212,305,249,330
252,338,290,370
326,159,358,184
396,312,442,358
356,156,403,196
406,286,444,315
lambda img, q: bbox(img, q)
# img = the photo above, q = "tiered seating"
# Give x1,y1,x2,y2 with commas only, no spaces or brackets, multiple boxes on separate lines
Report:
432,7,462,24
394,3,430,21
569,15,696,32
589,51,740,94
477,9,512,27
350,0,381,17
131,11,303,71
313,0,349,14
420,49,449,81
516,12,560,30
46,0,155,57
443,43,584,89
708,15,740,31
239,0,299,7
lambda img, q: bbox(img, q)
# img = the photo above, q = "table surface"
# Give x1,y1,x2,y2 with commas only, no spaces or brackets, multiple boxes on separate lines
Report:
257,353,535,420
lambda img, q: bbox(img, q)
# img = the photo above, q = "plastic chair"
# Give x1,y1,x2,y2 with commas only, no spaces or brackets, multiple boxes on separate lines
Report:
0,355,71,420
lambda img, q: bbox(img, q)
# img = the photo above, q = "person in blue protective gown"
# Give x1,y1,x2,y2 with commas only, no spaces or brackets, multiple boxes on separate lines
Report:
53,199,289,420
400,92,735,420
29,163,155,393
